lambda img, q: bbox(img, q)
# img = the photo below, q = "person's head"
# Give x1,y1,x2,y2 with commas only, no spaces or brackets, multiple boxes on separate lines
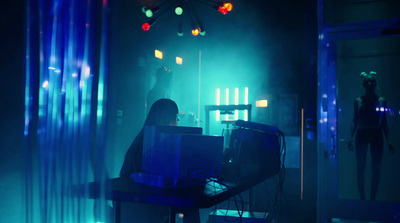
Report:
145,98,179,126
155,66,173,87
361,71,377,93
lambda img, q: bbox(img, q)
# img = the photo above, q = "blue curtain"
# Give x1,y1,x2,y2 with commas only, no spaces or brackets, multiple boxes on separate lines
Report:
24,0,110,222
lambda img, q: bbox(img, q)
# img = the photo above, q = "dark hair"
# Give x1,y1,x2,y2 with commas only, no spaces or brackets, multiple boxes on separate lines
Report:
361,71,377,88
145,98,178,126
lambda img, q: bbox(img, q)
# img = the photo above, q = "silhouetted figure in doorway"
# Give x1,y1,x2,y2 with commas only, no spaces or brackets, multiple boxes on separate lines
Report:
348,71,395,201
146,66,173,114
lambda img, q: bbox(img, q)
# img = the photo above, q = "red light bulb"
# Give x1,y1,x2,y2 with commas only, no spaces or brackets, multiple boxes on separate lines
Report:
142,23,150,31
218,6,228,15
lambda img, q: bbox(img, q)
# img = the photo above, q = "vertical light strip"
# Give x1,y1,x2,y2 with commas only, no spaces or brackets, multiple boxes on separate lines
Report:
97,1,109,125
198,50,201,127
216,88,220,121
301,108,304,200
38,1,45,120
24,4,31,136
234,88,239,120
244,87,248,121
37,0,49,220
225,88,229,120
96,5,109,221
97,41,105,121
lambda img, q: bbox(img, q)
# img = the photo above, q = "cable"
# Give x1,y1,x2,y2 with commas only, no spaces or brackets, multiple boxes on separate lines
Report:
233,194,244,222
218,124,287,222
262,181,270,220
261,130,286,223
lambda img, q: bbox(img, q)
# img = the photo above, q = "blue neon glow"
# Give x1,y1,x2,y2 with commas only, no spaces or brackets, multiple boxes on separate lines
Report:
23,0,110,221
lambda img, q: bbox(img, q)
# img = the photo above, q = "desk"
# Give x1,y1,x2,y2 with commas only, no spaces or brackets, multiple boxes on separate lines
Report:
85,172,277,223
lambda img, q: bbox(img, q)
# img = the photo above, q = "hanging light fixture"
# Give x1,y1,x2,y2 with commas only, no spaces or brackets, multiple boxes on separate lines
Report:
140,0,233,36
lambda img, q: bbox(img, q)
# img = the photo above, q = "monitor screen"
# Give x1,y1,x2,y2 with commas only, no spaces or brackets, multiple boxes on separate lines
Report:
142,125,224,185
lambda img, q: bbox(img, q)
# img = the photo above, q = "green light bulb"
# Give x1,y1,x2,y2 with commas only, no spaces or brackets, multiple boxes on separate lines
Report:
175,7,183,15
145,9,153,18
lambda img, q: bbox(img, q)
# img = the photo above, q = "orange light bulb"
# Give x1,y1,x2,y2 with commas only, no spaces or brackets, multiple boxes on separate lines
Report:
192,28,199,36
223,3,232,11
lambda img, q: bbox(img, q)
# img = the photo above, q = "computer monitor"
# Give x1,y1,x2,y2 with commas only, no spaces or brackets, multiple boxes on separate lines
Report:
141,125,224,186
223,120,281,181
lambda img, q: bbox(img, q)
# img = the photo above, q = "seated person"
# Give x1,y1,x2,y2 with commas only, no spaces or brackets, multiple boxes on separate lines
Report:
120,98,179,176
119,98,199,223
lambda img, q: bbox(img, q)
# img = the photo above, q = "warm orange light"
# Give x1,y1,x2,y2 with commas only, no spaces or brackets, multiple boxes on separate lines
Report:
223,3,233,11
155,50,163,59
256,99,268,107
176,57,182,65
192,28,199,36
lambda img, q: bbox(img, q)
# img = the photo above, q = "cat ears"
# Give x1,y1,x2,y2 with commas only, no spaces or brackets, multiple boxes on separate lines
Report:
360,71,377,78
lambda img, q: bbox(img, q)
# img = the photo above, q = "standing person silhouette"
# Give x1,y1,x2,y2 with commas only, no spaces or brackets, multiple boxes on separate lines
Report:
348,71,395,201
146,66,173,114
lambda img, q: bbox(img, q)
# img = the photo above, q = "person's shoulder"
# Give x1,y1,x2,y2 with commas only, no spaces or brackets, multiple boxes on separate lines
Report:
378,96,387,104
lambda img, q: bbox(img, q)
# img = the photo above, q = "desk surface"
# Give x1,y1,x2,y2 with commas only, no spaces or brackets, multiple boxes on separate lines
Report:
86,172,277,209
